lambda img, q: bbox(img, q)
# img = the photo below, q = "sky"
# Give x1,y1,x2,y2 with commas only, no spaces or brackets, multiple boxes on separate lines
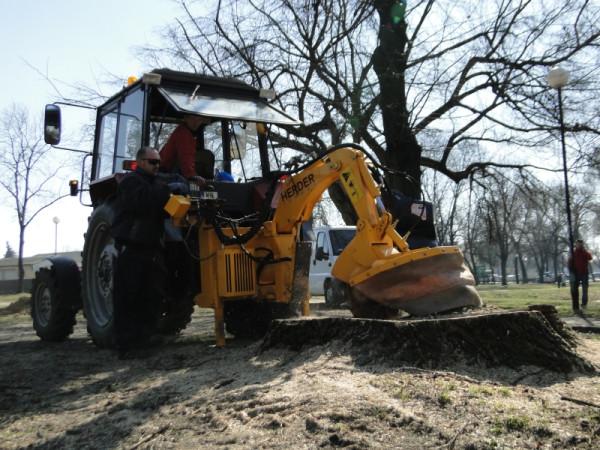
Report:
0,0,186,257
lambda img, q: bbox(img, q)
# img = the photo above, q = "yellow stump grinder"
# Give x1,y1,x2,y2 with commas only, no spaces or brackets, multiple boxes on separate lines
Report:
31,69,481,348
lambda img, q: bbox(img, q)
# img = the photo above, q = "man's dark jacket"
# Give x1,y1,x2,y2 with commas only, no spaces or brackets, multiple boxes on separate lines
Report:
111,168,171,246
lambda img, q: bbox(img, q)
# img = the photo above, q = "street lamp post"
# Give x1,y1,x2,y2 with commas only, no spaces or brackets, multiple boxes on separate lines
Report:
52,216,60,255
546,67,575,264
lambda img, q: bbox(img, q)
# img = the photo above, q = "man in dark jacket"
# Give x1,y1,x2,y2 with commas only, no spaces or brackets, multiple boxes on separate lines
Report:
111,147,171,355
568,239,593,312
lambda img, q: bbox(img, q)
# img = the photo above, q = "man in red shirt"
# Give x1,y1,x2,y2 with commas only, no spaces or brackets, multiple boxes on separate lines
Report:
160,115,210,184
568,239,592,311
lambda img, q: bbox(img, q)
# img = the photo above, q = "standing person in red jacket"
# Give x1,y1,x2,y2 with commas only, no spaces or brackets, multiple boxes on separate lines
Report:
160,115,210,185
568,239,592,312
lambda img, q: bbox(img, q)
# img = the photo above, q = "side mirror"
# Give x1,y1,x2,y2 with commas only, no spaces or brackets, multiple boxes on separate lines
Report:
315,247,329,261
44,104,62,145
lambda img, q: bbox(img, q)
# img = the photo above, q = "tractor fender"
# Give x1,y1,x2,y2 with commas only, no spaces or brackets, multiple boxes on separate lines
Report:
38,256,82,311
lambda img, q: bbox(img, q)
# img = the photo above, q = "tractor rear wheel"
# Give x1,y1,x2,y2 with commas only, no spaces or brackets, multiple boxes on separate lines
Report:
157,295,194,335
31,261,80,341
81,203,117,348
157,242,194,335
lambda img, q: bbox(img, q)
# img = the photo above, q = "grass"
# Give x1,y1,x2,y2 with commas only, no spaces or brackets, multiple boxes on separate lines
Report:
437,390,452,407
477,282,600,318
490,415,530,435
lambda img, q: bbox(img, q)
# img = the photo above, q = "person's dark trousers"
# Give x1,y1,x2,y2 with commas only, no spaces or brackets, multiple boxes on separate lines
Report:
570,272,589,310
113,243,165,352
164,241,193,302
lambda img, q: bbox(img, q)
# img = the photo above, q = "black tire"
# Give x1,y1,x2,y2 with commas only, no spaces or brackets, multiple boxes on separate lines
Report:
157,242,195,335
31,263,80,341
348,287,398,320
324,278,347,307
157,295,194,335
81,203,117,348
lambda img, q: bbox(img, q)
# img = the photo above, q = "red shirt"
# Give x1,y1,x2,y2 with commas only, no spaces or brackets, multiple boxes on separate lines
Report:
570,247,592,275
160,124,196,178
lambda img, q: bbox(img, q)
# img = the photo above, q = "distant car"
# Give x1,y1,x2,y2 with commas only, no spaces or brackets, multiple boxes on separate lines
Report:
543,272,555,283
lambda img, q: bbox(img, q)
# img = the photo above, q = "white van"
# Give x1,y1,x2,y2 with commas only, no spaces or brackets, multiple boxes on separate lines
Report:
309,225,356,304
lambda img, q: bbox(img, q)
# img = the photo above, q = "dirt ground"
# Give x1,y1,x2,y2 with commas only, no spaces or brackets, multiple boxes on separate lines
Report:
1,302,599,449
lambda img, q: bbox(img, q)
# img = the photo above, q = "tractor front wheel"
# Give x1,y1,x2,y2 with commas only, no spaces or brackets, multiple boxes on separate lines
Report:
31,259,80,341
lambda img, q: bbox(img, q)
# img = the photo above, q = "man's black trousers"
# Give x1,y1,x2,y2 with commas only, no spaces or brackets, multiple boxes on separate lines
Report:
113,244,165,351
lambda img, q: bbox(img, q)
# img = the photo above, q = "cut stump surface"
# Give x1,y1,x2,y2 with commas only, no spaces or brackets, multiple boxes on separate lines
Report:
262,310,595,373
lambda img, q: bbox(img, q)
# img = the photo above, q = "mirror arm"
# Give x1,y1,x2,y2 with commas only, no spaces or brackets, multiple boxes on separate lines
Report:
51,146,92,155
53,101,96,111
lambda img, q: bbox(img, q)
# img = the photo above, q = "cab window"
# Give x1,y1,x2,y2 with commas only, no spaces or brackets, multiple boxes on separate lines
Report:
115,88,144,171
96,109,118,179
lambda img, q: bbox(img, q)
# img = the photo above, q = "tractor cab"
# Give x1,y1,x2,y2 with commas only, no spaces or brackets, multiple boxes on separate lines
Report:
44,69,300,210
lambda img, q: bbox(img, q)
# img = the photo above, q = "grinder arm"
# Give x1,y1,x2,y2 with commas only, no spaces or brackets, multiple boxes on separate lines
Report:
271,147,480,315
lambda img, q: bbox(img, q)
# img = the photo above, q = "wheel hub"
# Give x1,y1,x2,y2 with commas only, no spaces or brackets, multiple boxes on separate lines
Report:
35,286,52,327
97,247,115,299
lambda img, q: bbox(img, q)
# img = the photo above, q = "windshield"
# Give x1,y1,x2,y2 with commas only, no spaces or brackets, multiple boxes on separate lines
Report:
158,87,300,125
330,229,356,255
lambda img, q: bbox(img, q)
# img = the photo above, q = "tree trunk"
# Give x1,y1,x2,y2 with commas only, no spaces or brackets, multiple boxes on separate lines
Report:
499,247,508,286
519,255,529,284
17,225,25,293
373,0,422,198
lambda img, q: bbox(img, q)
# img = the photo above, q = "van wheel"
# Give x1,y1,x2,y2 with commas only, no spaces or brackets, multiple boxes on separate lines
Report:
324,278,347,307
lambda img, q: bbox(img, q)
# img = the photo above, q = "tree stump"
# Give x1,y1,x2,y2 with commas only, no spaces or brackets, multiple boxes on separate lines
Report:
261,310,594,373
528,304,578,345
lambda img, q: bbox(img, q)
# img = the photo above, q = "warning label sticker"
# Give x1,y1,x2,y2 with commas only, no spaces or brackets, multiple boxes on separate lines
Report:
340,170,363,203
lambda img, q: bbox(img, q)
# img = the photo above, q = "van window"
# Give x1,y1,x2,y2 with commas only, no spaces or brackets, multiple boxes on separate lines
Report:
316,232,327,254
330,229,355,255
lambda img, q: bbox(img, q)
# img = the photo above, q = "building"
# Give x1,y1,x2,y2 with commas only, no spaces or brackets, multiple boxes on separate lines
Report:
0,252,82,294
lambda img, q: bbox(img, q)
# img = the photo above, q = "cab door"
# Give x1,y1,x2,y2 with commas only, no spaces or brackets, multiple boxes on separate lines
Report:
309,230,333,295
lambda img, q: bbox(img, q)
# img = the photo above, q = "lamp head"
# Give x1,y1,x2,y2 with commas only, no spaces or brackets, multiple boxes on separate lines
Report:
547,66,570,89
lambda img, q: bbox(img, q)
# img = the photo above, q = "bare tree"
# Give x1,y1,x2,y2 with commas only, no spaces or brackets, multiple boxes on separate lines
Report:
140,0,600,201
422,168,464,245
0,105,69,292
4,242,16,259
